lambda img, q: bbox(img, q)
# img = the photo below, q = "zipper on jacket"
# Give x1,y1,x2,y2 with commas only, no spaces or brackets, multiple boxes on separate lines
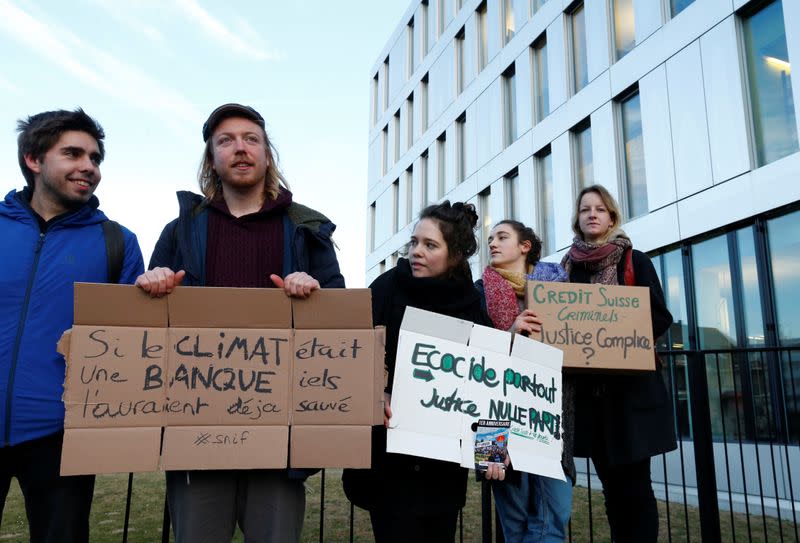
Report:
4,232,46,446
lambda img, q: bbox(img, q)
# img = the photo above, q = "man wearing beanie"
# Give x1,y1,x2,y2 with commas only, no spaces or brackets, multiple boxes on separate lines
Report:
135,103,344,543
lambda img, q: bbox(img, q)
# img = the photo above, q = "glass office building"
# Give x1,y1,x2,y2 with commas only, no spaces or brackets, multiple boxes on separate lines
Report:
367,0,800,516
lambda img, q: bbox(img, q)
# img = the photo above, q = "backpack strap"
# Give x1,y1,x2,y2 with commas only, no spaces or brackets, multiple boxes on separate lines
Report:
102,220,125,284
623,248,635,287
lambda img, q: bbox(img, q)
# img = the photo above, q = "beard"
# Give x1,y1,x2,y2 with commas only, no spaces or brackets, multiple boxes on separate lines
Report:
37,172,96,211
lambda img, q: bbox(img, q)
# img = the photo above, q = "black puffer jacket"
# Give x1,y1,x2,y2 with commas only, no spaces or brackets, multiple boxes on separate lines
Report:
343,258,491,514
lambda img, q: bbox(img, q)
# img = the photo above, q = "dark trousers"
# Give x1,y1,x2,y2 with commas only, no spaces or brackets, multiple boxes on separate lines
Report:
592,454,658,543
370,507,459,543
166,469,305,543
0,432,95,543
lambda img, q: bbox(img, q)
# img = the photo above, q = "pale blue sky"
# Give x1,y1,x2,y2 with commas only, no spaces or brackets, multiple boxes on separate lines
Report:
0,0,409,287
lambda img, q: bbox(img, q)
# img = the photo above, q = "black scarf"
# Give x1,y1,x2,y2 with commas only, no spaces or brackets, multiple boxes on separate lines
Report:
393,258,481,320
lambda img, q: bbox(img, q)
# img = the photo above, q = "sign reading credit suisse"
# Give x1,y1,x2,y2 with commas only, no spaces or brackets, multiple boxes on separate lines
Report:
525,281,655,371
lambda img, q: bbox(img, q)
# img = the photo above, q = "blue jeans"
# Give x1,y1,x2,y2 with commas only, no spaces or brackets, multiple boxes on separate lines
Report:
492,472,573,543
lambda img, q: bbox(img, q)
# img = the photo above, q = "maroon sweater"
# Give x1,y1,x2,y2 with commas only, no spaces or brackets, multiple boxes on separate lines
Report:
205,189,292,288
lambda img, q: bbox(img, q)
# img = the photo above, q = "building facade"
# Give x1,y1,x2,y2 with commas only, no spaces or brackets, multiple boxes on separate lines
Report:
367,0,800,515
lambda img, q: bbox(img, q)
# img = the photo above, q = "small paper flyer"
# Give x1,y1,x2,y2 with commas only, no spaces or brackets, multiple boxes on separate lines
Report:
473,419,510,472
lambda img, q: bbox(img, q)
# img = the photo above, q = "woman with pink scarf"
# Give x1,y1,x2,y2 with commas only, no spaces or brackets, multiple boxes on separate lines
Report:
475,220,575,543
561,185,675,543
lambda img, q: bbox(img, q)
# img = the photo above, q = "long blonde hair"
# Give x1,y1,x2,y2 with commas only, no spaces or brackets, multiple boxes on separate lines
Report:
571,184,624,243
198,125,289,202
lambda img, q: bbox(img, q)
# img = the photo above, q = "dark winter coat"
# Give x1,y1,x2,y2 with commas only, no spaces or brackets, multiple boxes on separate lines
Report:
149,190,344,480
149,191,344,289
569,249,677,466
342,258,491,514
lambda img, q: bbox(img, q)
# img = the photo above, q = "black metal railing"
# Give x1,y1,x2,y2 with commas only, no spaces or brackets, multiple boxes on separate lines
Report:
109,346,800,542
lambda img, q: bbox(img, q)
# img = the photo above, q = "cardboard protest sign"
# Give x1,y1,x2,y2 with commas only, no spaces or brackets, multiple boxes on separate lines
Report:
387,307,565,480
160,287,294,470
526,281,655,371
59,285,384,475
288,290,384,468
59,284,167,475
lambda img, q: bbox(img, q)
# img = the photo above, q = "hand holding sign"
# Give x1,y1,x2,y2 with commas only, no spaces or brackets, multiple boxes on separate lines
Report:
511,309,543,335
383,392,392,427
270,273,320,298
135,267,186,298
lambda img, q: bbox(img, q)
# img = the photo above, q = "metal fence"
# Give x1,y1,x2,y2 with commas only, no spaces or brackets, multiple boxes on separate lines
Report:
115,346,800,542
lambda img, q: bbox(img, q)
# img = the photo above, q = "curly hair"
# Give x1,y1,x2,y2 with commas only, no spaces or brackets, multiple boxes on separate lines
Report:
417,200,479,282
17,108,105,188
493,220,542,267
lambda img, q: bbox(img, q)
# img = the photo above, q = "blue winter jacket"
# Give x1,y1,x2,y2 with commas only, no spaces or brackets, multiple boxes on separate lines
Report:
0,189,144,447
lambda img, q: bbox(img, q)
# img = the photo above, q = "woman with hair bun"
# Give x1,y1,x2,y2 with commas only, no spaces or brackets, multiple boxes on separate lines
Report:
562,184,674,543
343,201,491,543
475,220,575,542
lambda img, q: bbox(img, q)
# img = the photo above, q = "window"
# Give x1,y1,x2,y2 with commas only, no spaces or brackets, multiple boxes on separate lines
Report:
427,0,437,50
437,0,452,36
768,210,800,441
420,150,429,207
532,35,549,122
613,0,635,60
572,119,593,191
768,210,800,346
476,2,488,72
405,166,414,225
421,73,430,132
649,208,800,442
391,179,400,234
693,229,773,442
532,0,548,13
369,202,377,251
381,125,389,176
383,56,390,111
406,94,415,150
455,26,466,95
421,1,429,55
393,110,401,164
570,3,589,94
407,17,415,79
619,89,647,218
653,250,691,439
503,64,517,147
742,0,798,167
537,147,555,255
437,132,447,198
371,73,379,126
479,188,491,267
504,169,519,220
503,0,515,44
671,0,694,17
456,113,467,183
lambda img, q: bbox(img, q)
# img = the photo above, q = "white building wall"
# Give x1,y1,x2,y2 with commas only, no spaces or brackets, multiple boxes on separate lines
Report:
700,16,751,184
639,64,676,212
365,0,800,270
666,41,713,201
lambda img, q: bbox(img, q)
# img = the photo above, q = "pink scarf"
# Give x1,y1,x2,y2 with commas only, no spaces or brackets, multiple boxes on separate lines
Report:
482,266,521,331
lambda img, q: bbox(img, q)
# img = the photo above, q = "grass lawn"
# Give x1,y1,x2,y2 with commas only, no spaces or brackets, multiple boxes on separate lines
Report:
2,470,797,542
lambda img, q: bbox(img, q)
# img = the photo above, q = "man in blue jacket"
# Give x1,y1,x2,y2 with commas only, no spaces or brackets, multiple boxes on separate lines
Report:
135,103,344,543
0,109,144,542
